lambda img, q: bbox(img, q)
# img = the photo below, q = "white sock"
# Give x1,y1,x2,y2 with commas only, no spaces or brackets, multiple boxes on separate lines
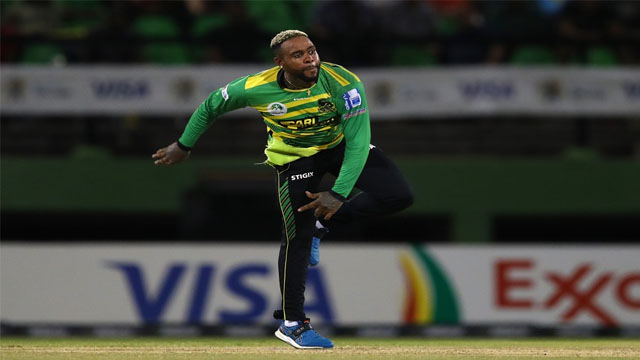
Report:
284,320,298,327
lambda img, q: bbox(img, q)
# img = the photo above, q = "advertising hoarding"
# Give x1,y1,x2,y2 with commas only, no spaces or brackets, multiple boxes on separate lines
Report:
1,244,638,327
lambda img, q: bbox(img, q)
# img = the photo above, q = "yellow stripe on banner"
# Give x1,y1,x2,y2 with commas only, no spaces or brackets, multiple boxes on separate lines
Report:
399,254,417,323
321,64,350,86
401,252,432,323
245,67,279,90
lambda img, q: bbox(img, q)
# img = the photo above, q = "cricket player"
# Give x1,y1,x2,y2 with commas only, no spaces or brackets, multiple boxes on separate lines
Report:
152,30,413,349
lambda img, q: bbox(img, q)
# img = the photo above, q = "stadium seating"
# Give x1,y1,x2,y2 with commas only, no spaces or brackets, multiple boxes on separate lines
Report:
131,14,191,64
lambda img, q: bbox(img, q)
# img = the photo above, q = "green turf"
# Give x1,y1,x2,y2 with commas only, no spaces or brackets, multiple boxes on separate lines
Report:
1,337,639,359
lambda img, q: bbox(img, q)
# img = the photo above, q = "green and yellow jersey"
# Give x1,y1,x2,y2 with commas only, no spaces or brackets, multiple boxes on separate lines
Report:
179,62,371,198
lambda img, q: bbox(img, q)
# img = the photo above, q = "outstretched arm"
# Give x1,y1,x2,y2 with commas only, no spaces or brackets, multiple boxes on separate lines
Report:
150,76,249,165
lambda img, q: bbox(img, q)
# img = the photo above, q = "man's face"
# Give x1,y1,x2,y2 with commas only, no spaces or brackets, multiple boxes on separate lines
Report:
276,36,321,83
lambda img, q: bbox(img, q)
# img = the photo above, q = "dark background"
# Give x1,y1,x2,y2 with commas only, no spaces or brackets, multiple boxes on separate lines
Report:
2,0,639,244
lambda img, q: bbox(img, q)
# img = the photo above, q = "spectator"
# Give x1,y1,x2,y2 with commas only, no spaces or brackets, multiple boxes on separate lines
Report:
309,0,379,66
609,1,640,64
202,1,268,63
556,0,617,64
483,0,556,65
429,0,489,64
379,0,440,66
0,0,638,66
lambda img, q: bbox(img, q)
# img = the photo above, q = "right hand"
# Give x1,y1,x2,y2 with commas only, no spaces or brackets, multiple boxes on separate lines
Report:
297,191,344,220
152,142,190,165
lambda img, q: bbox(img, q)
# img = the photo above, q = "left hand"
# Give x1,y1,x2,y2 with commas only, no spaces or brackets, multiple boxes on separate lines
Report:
297,191,343,220
152,142,190,166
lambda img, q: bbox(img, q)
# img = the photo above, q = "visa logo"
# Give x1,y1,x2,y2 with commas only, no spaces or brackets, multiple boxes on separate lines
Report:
92,80,149,99
107,262,334,324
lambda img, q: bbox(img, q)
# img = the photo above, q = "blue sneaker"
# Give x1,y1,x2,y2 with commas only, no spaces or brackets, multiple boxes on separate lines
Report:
309,227,328,267
275,320,334,349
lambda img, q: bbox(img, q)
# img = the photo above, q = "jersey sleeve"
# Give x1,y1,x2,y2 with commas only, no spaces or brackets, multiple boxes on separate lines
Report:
178,76,249,148
331,80,371,199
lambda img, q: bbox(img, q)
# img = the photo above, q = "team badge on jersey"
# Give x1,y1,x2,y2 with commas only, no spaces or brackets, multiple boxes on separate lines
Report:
318,98,336,114
342,88,362,110
267,102,287,116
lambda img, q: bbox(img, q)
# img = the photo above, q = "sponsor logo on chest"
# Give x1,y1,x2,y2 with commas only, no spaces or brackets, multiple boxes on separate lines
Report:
278,116,339,130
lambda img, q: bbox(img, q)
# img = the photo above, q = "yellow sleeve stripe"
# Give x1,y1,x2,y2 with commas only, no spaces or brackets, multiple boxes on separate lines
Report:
321,64,350,86
322,62,360,83
340,67,360,82
245,67,279,90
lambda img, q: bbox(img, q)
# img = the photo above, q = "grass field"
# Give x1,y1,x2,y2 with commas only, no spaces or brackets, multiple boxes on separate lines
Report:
1,337,639,360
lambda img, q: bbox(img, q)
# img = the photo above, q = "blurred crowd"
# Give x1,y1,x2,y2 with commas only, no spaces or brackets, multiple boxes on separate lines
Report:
2,0,639,67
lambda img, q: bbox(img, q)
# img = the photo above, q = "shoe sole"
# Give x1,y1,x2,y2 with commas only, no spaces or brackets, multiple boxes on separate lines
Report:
309,238,320,266
274,329,327,349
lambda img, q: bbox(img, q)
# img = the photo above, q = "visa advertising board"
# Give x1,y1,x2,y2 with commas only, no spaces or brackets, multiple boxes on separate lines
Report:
1,244,638,326
2,66,639,117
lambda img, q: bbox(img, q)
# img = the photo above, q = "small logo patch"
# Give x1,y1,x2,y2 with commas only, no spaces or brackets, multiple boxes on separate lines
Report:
267,102,288,116
291,172,313,181
318,98,336,113
342,88,362,110
343,108,367,120
221,84,229,100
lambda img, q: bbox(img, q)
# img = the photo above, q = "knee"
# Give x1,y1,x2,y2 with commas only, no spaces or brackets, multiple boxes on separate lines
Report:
398,191,415,211
388,189,414,213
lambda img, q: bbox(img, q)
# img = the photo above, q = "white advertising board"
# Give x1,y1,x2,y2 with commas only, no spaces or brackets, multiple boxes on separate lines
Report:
2,66,639,117
1,244,638,326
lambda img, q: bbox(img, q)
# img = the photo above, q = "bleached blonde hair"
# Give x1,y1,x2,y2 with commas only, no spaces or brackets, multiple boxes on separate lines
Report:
270,30,309,50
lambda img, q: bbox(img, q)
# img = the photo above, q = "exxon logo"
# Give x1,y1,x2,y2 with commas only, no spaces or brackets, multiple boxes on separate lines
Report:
92,79,149,99
460,80,514,100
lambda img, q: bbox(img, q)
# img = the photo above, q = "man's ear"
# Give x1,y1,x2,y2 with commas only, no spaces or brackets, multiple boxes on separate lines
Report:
274,56,283,68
